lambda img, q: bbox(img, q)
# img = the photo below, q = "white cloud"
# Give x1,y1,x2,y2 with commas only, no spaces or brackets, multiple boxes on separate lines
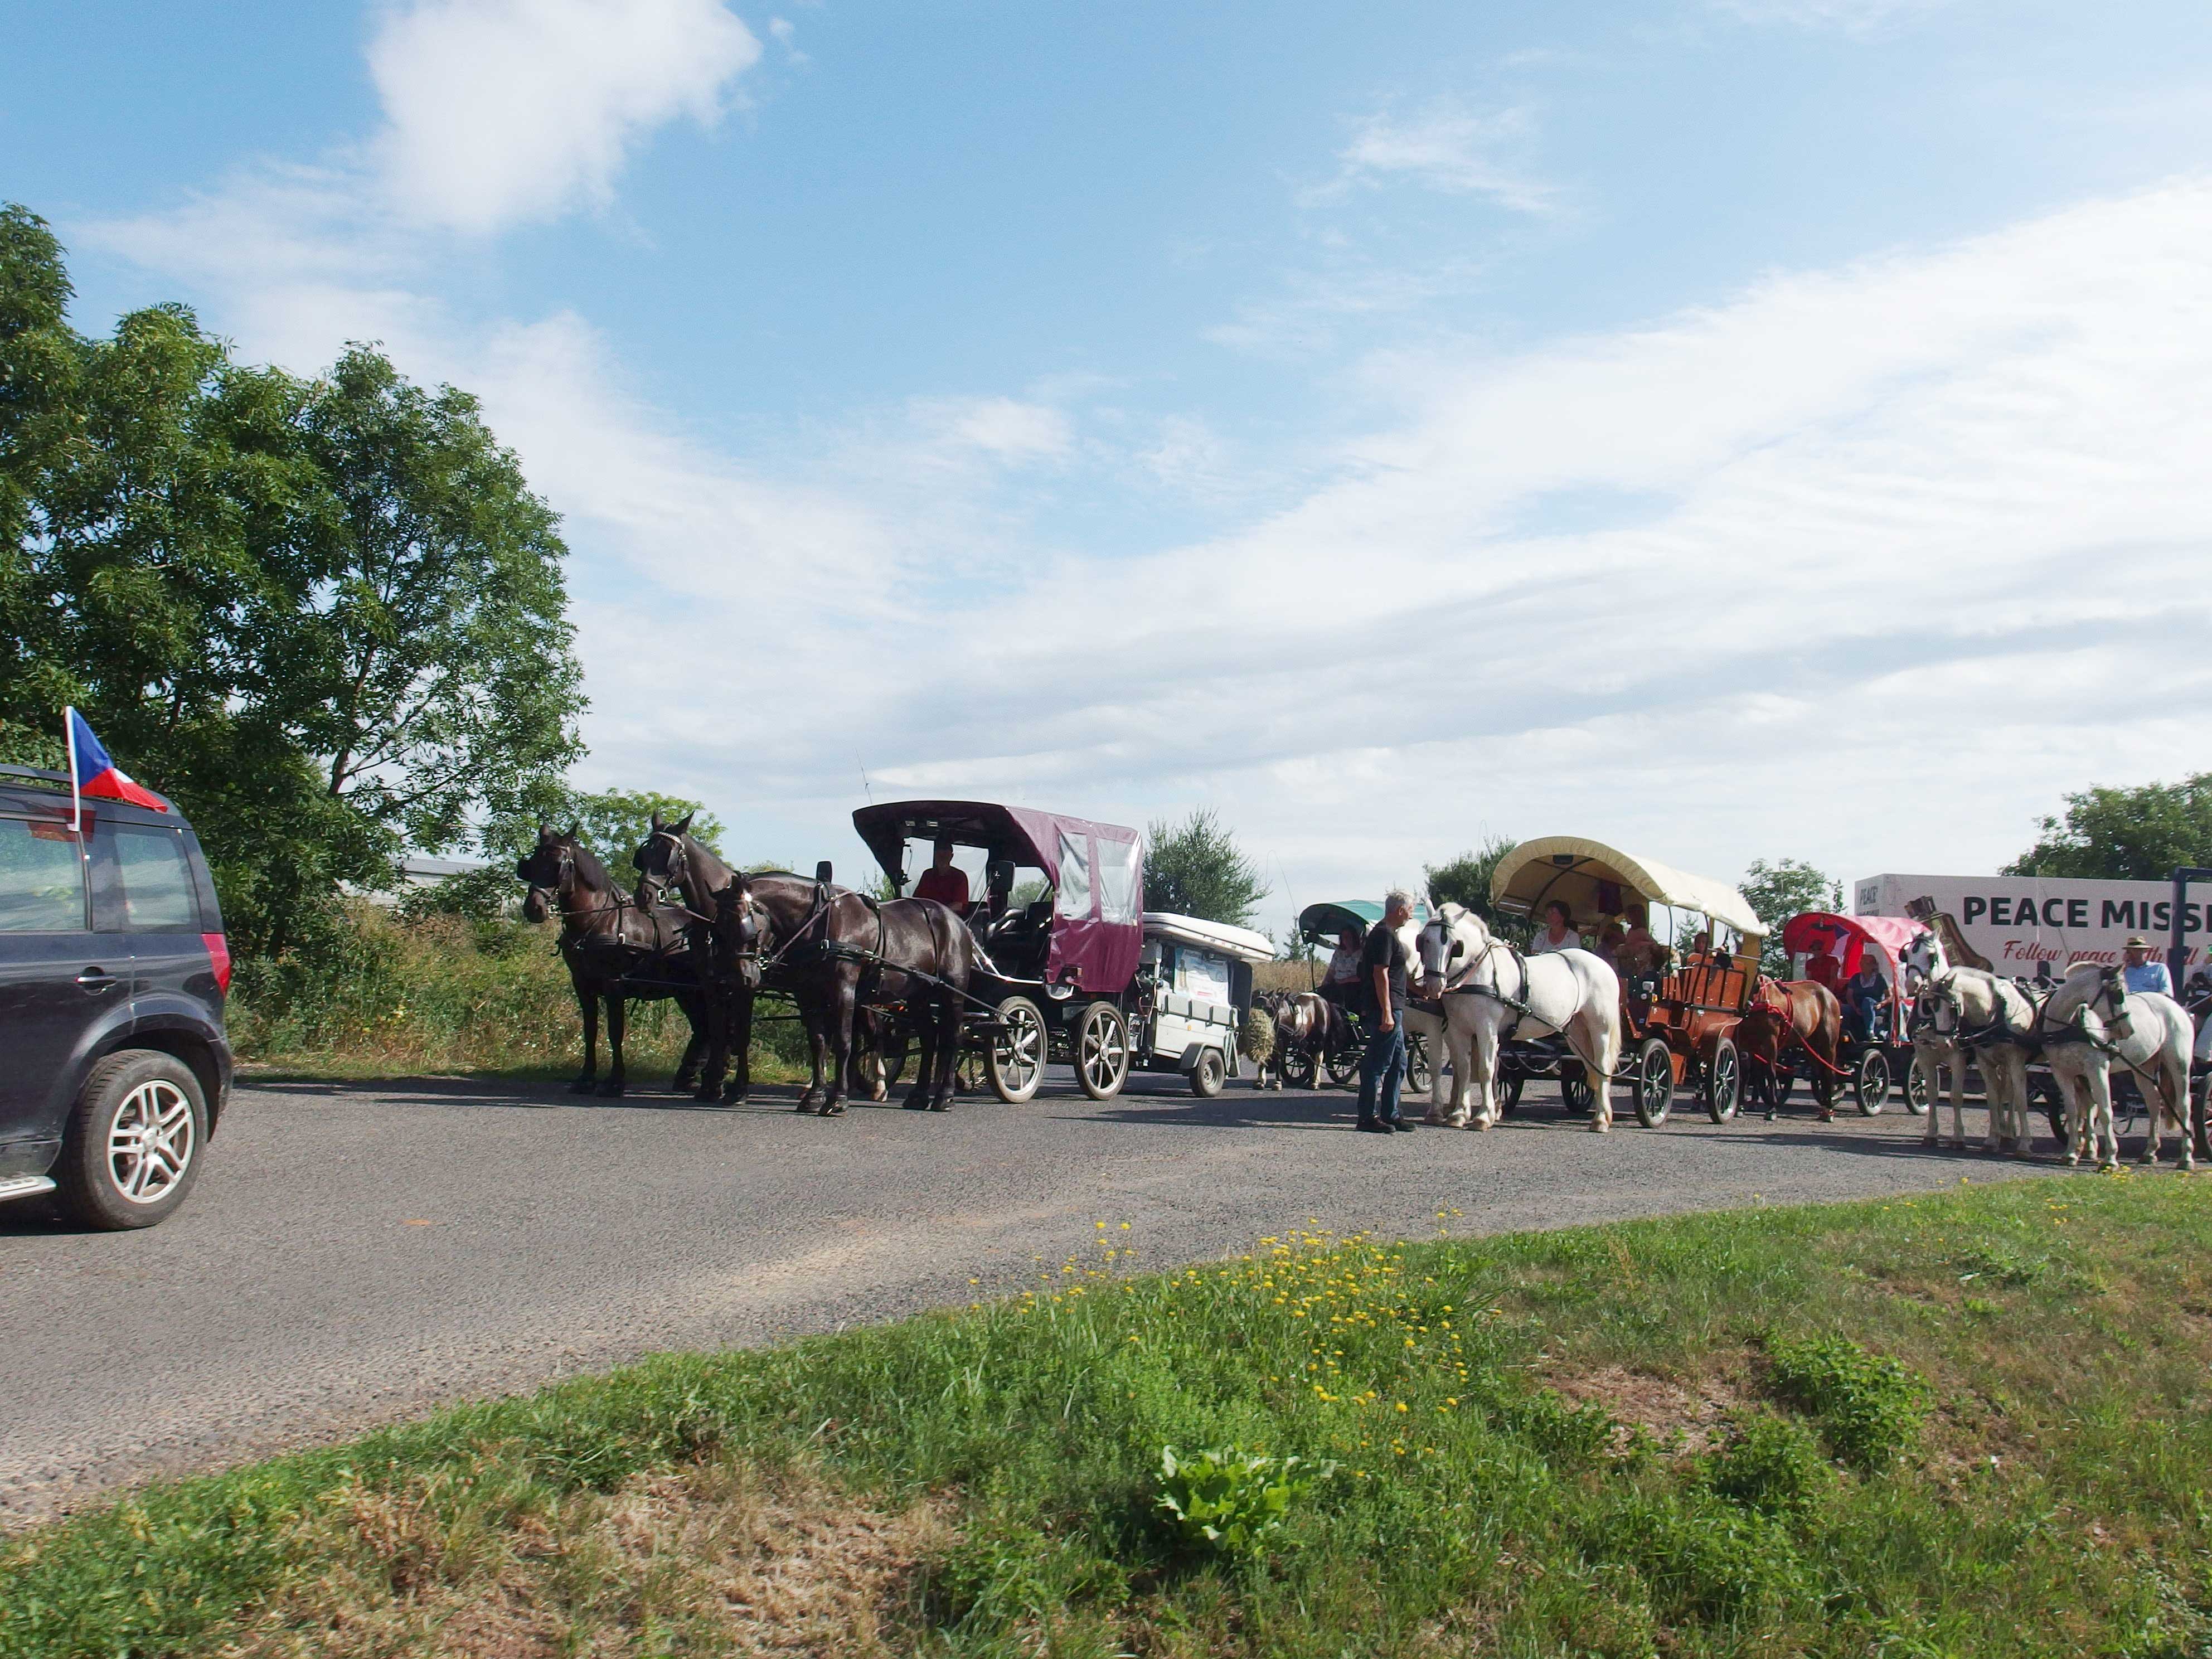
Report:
909,396,1074,464
1317,101,1556,214
367,0,761,232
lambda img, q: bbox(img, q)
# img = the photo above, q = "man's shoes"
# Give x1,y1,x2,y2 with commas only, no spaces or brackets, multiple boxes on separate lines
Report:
1355,1119,1394,1134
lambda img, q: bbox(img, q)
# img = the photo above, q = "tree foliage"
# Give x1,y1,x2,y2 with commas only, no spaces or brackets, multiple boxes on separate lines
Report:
561,788,725,876
1145,809,1267,926
2002,775,2212,882
0,205,584,957
1424,836,1517,926
1740,857,1842,978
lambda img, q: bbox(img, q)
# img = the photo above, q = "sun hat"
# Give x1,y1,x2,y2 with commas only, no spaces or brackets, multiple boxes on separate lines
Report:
2124,935,2151,948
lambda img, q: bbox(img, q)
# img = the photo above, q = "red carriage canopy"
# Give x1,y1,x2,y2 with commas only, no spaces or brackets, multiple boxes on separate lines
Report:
1780,911,1930,995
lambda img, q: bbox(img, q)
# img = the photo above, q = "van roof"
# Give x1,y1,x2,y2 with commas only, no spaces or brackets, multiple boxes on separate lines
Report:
0,765,192,830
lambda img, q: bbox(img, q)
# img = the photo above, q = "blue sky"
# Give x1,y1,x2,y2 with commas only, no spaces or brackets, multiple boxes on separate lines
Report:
11,0,2212,931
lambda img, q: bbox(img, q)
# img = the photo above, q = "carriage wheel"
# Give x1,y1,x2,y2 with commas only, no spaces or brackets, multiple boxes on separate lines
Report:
1854,1047,1890,1115
987,995,1047,1104
1767,1056,1792,1110
1498,1066,1526,1116
2036,1073,2068,1144
1323,1044,1360,1089
1074,1001,1129,1101
1407,1033,1433,1097
876,1023,910,1092
1282,1044,1318,1090
1561,1071,1593,1115
2192,1071,2210,1163
1703,1037,1741,1124
1905,1055,1932,1116
1633,1037,1674,1129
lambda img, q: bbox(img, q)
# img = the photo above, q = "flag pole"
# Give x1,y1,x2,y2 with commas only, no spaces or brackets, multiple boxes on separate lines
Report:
64,707,81,835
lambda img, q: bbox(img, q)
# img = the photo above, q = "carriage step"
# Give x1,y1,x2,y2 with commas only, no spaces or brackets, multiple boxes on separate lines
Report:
0,1175,57,1205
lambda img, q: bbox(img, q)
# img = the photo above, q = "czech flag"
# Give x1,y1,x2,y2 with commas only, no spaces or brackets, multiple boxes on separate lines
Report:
66,707,169,822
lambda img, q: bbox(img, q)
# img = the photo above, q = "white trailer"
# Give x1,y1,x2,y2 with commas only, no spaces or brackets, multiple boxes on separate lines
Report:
1136,912,1274,1098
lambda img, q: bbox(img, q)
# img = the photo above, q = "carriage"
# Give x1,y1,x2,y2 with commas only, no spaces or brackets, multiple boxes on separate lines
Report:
1777,911,1938,1115
1487,837,1769,1126
1291,899,1436,1093
854,799,1268,1104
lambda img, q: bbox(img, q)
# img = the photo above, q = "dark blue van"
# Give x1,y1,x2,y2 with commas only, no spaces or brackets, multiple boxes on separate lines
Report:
0,764,232,1228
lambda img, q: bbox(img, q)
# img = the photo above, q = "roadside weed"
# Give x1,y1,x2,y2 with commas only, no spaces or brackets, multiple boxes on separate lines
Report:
1766,1331,1930,1470
1153,1445,1334,1558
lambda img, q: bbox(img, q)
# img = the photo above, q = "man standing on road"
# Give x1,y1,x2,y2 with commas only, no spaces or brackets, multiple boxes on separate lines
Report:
1357,889,1418,1134
2122,936,2174,997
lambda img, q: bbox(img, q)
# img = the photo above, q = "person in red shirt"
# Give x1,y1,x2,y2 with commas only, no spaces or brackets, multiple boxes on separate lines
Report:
912,840,969,910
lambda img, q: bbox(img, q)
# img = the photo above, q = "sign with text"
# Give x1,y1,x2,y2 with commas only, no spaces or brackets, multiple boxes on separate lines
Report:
1854,873,2211,976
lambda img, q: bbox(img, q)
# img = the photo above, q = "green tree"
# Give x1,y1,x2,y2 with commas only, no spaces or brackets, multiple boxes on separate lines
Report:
1145,809,1267,926
1424,835,1517,925
0,207,585,957
561,788,725,876
1740,857,1842,978
2003,775,2212,881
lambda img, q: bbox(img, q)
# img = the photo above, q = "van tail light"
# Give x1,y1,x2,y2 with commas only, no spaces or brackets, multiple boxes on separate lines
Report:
202,933,232,994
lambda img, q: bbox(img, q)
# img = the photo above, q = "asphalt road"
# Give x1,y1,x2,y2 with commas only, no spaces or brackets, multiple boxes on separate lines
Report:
1,1068,2062,1522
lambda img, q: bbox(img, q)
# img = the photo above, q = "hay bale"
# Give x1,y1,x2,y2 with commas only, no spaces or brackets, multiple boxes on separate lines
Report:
1240,1006,1276,1063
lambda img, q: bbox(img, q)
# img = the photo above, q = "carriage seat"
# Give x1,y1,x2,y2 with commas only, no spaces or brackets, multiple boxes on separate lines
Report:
978,896,1053,979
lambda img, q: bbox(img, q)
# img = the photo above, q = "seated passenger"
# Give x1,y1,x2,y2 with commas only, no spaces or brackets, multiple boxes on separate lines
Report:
913,840,969,909
1530,900,1583,955
1616,908,1668,978
1594,921,1627,970
1318,928,1363,1011
1843,959,1888,1042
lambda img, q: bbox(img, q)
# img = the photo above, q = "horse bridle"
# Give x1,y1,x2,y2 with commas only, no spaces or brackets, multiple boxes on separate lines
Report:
527,841,628,935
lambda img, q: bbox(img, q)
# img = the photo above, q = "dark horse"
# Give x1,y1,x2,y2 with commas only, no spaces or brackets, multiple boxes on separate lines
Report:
632,814,977,1114
1734,977,1844,1118
1265,990,1356,1088
516,826,707,1097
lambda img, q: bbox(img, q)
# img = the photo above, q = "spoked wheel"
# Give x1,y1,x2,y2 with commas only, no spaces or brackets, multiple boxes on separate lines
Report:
1282,1045,1318,1090
2037,1074,2068,1144
1703,1036,1741,1124
2194,1071,2211,1165
1854,1047,1890,1115
1406,1033,1433,1097
1767,1058,1792,1111
1633,1036,1674,1128
1905,1056,1932,1116
875,1024,910,1094
1323,1043,1360,1089
1561,1070,1594,1115
987,994,1047,1104
1498,1066,1526,1116
1074,1000,1129,1101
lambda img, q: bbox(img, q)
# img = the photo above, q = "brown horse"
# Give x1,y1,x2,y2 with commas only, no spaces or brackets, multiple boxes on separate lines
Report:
516,826,708,1097
1734,978,1844,1117
633,816,976,1114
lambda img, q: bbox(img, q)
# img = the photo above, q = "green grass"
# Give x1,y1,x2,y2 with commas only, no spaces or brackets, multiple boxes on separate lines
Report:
7,1177,2212,1656
228,904,807,1086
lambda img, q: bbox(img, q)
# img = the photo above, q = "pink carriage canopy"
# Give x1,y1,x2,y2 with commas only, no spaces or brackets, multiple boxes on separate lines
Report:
851,799,1144,994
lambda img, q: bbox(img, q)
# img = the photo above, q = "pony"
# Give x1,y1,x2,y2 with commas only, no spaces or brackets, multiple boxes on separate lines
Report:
1914,967,2039,1154
1414,903,1622,1131
632,814,976,1115
2037,963,2195,1171
515,826,707,1097
1262,990,1355,1088
1733,979,1843,1117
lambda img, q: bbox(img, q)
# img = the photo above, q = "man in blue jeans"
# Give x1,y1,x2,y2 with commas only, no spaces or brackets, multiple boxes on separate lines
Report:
1357,889,1418,1133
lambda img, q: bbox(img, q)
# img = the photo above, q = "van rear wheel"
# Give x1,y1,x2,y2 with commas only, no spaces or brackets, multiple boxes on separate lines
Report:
55,1051,207,1230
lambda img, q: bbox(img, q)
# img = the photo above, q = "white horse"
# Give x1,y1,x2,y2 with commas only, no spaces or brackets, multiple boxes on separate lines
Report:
1414,903,1622,1132
1914,967,2038,1155
2038,963,2194,1171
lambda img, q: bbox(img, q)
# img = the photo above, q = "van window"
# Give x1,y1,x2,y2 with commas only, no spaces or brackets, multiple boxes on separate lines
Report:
112,826,200,930
0,818,88,931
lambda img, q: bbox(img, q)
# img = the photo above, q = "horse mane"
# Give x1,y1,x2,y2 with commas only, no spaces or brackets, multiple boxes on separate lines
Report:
567,838,616,891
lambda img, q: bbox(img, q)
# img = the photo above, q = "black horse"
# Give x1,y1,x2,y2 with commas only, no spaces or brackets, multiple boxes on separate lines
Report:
516,826,708,1097
632,813,976,1114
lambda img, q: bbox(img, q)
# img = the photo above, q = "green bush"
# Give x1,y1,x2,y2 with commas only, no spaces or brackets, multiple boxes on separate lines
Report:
1581,1490,1811,1622
1766,1332,1929,1471
1704,1410,1831,1519
1154,1445,1333,1559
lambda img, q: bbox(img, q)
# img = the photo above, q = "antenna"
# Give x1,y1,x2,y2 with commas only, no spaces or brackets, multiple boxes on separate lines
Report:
858,765,874,804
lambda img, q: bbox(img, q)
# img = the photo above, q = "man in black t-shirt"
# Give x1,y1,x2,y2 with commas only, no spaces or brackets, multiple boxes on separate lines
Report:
1356,889,1417,1133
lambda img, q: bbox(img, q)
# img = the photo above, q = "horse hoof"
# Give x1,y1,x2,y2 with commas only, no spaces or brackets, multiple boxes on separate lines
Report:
595,1081,626,1098
822,1100,846,1117
569,1078,596,1095
721,1086,748,1106
929,1095,950,1112
1588,1120,1610,1134
794,1100,814,1114
902,1096,929,1111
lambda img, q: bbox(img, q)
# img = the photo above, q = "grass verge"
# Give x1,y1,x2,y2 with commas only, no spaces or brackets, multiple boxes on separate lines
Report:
6,1177,2211,1656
